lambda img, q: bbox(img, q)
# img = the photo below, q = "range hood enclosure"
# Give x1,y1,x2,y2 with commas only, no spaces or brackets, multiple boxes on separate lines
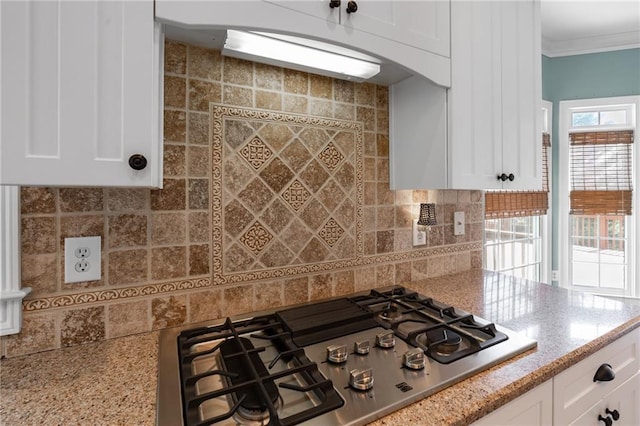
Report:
155,0,451,87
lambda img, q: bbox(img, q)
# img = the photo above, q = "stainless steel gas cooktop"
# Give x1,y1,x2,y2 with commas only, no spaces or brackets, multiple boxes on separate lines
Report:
156,286,536,426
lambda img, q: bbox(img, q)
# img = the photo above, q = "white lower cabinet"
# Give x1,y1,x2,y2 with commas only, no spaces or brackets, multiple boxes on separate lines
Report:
473,328,640,425
569,373,639,426
553,329,640,425
472,379,552,426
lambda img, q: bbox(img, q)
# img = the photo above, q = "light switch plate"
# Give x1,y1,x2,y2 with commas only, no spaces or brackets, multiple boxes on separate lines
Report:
64,236,101,283
454,211,465,235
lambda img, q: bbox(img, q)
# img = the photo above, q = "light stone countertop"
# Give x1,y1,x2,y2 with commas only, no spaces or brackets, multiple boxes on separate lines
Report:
2,270,640,426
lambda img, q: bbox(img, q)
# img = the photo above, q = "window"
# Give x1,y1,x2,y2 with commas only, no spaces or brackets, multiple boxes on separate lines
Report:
483,101,552,283
485,216,543,281
559,97,639,298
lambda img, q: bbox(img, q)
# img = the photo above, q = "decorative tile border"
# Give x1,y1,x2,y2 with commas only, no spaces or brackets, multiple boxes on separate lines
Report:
21,242,481,312
22,278,211,312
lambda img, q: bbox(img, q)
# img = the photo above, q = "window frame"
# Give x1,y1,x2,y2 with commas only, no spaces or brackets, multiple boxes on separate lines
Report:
558,96,639,298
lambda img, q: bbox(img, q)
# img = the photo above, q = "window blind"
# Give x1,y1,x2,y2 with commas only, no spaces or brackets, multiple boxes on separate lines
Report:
569,130,633,216
485,133,550,219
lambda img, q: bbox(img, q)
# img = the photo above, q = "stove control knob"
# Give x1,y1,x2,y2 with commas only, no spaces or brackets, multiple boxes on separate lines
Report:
376,330,396,348
403,348,426,370
327,344,348,363
349,368,374,391
354,340,370,355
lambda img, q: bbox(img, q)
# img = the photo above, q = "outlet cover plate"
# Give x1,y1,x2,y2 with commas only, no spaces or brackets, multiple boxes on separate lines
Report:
64,236,101,283
412,220,427,246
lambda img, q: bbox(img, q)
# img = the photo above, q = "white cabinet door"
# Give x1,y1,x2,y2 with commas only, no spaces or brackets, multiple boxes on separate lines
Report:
266,1,449,58
448,0,541,190
0,0,163,187
341,1,450,58
554,329,640,425
499,0,542,190
263,0,340,24
569,373,640,426
472,380,553,426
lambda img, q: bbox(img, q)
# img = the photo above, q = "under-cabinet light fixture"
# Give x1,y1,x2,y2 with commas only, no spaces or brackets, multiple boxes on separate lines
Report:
222,30,381,82
417,203,437,227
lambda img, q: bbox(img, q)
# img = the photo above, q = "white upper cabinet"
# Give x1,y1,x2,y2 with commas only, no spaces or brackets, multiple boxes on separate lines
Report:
449,0,541,190
155,0,451,87
266,0,450,58
390,0,542,190
0,0,163,188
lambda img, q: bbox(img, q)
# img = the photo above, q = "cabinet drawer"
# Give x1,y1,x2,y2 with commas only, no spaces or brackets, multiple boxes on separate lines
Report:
554,329,640,425
472,379,552,426
569,373,640,426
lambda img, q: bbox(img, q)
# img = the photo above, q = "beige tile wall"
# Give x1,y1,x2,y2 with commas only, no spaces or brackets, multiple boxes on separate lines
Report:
1,40,483,358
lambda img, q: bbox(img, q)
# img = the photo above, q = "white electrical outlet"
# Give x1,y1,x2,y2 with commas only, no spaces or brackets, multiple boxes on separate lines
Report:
552,270,559,281
413,220,427,246
454,211,465,235
64,236,101,283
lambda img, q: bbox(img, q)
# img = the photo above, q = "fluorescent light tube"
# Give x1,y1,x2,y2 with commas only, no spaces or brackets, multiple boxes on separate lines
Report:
223,30,380,82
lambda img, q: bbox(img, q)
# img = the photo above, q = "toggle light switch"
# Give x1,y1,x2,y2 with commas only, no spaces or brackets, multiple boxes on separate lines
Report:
454,211,465,236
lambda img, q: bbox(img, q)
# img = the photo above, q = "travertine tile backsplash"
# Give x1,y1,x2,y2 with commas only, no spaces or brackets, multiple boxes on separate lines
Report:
1,40,483,358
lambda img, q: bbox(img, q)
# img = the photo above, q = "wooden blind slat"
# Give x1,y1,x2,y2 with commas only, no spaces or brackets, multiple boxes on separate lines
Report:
485,133,549,219
570,190,632,216
485,191,549,218
570,130,633,145
569,130,633,216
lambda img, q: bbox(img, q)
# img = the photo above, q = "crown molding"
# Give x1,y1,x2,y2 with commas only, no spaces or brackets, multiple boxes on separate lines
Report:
542,31,640,57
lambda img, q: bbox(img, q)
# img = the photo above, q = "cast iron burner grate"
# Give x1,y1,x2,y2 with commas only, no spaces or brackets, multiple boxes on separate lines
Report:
177,316,344,426
350,286,509,364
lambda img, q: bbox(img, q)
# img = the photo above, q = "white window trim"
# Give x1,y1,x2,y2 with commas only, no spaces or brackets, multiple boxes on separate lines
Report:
0,185,31,335
558,95,639,298
541,100,552,284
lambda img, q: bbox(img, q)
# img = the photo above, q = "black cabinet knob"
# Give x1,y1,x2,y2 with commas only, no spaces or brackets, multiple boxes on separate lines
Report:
593,363,615,382
598,415,613,426
605,409,620,421
346,1,358,13
329,0,341,8
128,154,148,171
497,173,516,182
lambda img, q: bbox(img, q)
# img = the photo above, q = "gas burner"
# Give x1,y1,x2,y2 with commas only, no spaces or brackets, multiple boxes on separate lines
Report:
378,302,404,323
430,329,462,354
233,396,283,424
417,328,462,355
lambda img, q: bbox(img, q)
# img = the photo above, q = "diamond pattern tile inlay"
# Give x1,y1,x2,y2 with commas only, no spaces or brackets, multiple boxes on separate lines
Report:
214,105,363,282
240,221,273,254
318,142,344,171
240,136,272,170
319,218,345,247
282,180,311,211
